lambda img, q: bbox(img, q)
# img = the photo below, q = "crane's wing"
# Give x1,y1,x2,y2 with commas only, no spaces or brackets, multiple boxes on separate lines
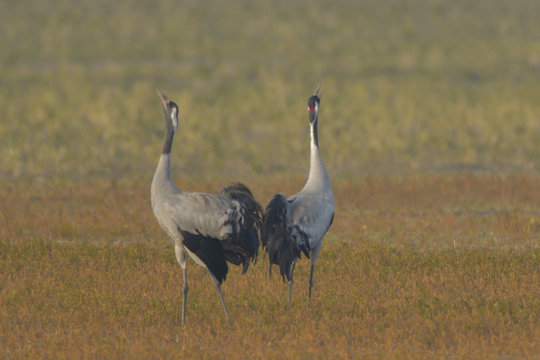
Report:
288,192,334,249
262,194,310,281
162,187,261,283
162,192,239,239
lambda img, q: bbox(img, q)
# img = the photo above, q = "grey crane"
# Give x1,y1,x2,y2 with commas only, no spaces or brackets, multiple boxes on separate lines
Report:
151,89,262,326
262,86,334,306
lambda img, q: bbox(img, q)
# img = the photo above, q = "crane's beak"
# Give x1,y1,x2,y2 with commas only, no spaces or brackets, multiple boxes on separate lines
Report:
156,88,169,108
314,84,325,98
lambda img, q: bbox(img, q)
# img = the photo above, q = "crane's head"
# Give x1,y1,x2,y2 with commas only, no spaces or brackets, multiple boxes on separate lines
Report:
156,89,179,133
308,85,323,124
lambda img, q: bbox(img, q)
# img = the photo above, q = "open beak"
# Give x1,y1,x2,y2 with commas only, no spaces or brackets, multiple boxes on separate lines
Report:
314,84,325,98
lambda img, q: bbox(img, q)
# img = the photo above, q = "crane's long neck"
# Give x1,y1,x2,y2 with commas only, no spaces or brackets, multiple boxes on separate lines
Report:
303,121,330,192
152,153,173,189
151,118,179,199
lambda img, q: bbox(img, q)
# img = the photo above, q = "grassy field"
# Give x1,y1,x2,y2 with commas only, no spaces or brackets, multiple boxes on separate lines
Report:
0,177,539,359
1,0,540,358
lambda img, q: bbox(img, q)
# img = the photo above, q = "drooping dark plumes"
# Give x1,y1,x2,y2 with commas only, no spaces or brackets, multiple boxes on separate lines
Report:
220,183,263,273
262,194,310,281
181,229,229,284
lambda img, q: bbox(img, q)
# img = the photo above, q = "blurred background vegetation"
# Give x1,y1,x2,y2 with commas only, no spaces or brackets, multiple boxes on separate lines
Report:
1,0,539,182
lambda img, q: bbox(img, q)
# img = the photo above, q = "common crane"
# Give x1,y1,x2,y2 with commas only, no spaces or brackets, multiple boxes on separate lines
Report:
262,86,334,306
151,89,262,325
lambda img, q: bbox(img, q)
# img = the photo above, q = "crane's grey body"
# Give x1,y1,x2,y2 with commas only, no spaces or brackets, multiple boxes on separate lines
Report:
288,134,334,258
151,90,261,325
262,87,334,306
152,157,247,246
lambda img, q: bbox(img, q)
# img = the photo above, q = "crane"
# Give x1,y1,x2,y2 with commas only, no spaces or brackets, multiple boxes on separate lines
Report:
151,89,262,326
262,86,334,306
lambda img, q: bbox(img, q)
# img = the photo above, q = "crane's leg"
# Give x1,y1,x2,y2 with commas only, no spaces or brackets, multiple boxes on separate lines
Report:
181,269,188,326
211,277,231,322
308,245,322,301
175,244,189,328
287,260,297,308
308,264,315,299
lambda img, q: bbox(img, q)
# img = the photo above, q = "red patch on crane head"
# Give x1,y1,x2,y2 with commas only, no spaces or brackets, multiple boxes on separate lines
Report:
307,95,319,112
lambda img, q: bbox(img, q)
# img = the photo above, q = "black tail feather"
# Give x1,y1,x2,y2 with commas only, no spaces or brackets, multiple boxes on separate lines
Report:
262,194,309,282
181,230,228,284
220,183,262,273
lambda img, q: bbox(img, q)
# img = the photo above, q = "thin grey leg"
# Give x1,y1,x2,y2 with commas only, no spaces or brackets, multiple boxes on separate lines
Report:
308,264,315,299
213,279,231,322
309,244,322,301
287,261,297,308
287,281,293,308
175,244,189,328
182,269,189,328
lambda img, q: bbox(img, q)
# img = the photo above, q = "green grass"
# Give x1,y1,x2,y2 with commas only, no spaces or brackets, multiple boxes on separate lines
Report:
1,0,539,180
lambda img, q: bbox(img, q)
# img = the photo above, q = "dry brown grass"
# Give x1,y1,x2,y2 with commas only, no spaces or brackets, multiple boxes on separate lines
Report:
1,176,539,359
